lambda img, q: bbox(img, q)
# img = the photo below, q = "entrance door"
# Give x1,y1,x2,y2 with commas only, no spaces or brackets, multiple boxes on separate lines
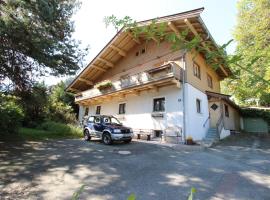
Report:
209,101,222,128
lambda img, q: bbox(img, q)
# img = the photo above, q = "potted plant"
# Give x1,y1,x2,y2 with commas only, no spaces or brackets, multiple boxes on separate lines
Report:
96,80,113,92
186,136,194,145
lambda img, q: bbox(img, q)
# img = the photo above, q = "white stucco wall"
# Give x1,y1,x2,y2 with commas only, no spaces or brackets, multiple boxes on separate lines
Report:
80,85,184,134
220,128,230,139
184,83,209,140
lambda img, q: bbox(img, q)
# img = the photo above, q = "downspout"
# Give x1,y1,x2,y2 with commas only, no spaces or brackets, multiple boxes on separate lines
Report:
181,52,187,143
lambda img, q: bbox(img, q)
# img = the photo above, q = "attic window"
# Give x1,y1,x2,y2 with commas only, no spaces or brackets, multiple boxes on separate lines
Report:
141,48,146,54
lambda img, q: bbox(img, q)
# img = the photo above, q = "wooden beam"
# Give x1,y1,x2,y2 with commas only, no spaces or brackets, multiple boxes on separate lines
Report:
110,45,127,57
78,78,93,85
127,31,141,44
97,58,114,68
168,21,180,36
69,87,81,93
151,36,159,43
184,19,229,77
91,64,106,72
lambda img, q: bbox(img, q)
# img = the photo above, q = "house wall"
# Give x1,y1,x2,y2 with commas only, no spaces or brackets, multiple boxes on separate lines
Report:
184,83,209,140
185,51,221,93
222,101,240,131
81,85,184,135
96,40,183,83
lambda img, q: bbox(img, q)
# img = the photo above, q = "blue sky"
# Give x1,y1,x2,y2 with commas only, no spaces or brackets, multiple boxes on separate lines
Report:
44,0,238,85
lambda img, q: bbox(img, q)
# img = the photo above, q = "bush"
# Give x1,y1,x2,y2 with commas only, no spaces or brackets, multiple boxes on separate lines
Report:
19,121,82,140
0,94,24,134
38,121,82,137
47,101,77,124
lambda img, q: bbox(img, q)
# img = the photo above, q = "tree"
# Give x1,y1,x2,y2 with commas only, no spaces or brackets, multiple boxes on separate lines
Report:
47,80,78,123
18,82,48,127
222,0,270,106
0,0,87,91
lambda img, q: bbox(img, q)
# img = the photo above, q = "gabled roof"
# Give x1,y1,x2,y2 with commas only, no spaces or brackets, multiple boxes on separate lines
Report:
206,91,240,110
67,7,232,93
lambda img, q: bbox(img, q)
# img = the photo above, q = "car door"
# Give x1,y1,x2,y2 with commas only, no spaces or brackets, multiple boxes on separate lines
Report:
93,116,103,138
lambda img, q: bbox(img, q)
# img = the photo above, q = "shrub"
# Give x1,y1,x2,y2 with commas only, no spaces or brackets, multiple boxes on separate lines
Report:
38,121,82,137
0,94,24,134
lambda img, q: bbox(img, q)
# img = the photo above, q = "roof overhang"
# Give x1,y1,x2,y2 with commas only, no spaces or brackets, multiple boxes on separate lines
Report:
67,7,232,93
206,91,239,110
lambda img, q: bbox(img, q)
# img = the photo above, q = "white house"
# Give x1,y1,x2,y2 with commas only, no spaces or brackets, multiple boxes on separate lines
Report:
67,8,241,143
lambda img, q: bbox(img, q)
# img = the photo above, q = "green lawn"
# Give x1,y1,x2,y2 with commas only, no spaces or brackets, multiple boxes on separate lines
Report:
1,122,83,141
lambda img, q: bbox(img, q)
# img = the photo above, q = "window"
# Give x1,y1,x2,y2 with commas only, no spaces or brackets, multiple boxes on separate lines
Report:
94,116,101,123
84,107,89,116
119,103,126,114
141,48,146,54
224,104,229,117
88,116,94,123
196,99,201,113
96,106,101,115
153,97,165,112
207,74,213,88
193,62,201,79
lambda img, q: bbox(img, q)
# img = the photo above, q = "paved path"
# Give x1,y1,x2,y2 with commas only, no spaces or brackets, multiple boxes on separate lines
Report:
0,139,269,200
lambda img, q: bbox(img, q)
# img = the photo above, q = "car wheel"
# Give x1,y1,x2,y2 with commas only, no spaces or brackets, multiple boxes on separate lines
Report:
124,139,132,143
84,129,91,141
102,133,112,145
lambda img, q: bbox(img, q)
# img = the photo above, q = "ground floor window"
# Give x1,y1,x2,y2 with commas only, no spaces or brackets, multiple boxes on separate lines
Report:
153,97,165,112
119,103,126,114
196,99,201,113
96,105,101,115
84,107,89,116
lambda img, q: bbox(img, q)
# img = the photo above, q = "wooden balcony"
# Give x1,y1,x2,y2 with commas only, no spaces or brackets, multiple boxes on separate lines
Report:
75,62,183,104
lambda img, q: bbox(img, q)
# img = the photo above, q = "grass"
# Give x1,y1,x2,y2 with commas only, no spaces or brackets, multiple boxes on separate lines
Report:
0,121,83,141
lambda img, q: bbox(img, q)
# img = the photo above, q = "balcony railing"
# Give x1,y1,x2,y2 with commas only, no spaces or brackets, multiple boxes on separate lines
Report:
75,62,183,102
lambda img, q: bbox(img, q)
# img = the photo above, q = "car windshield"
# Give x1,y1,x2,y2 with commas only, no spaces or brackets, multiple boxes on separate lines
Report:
103,116,121,125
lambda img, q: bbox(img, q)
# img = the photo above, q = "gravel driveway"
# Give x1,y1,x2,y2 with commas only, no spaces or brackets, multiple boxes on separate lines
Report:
0,138,269,200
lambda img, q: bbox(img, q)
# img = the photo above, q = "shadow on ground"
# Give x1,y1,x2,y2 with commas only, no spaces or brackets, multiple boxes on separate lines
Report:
0,136,270,200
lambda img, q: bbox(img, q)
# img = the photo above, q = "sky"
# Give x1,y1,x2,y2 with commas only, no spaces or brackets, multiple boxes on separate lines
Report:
43,0,238,85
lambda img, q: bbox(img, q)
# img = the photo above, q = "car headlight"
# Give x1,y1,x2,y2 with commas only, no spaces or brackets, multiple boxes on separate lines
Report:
113,129,121,133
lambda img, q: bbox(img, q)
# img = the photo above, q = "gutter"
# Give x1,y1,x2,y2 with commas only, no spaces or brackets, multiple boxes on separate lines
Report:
182,52,187,143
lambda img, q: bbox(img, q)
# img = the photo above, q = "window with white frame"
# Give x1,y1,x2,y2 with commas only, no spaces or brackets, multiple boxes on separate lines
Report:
118,103,126,114
153,97,165,112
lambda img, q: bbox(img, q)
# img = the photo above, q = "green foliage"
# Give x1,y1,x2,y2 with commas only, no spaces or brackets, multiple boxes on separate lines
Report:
0,93,24,134
96,80,113,91
72,184,85,200
0,0,87,91
222,0,270,106
188,187,197,200
127,193,136,200
19,121,82,140
18,82,48,127
241,108,270,123
47,81,77,123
